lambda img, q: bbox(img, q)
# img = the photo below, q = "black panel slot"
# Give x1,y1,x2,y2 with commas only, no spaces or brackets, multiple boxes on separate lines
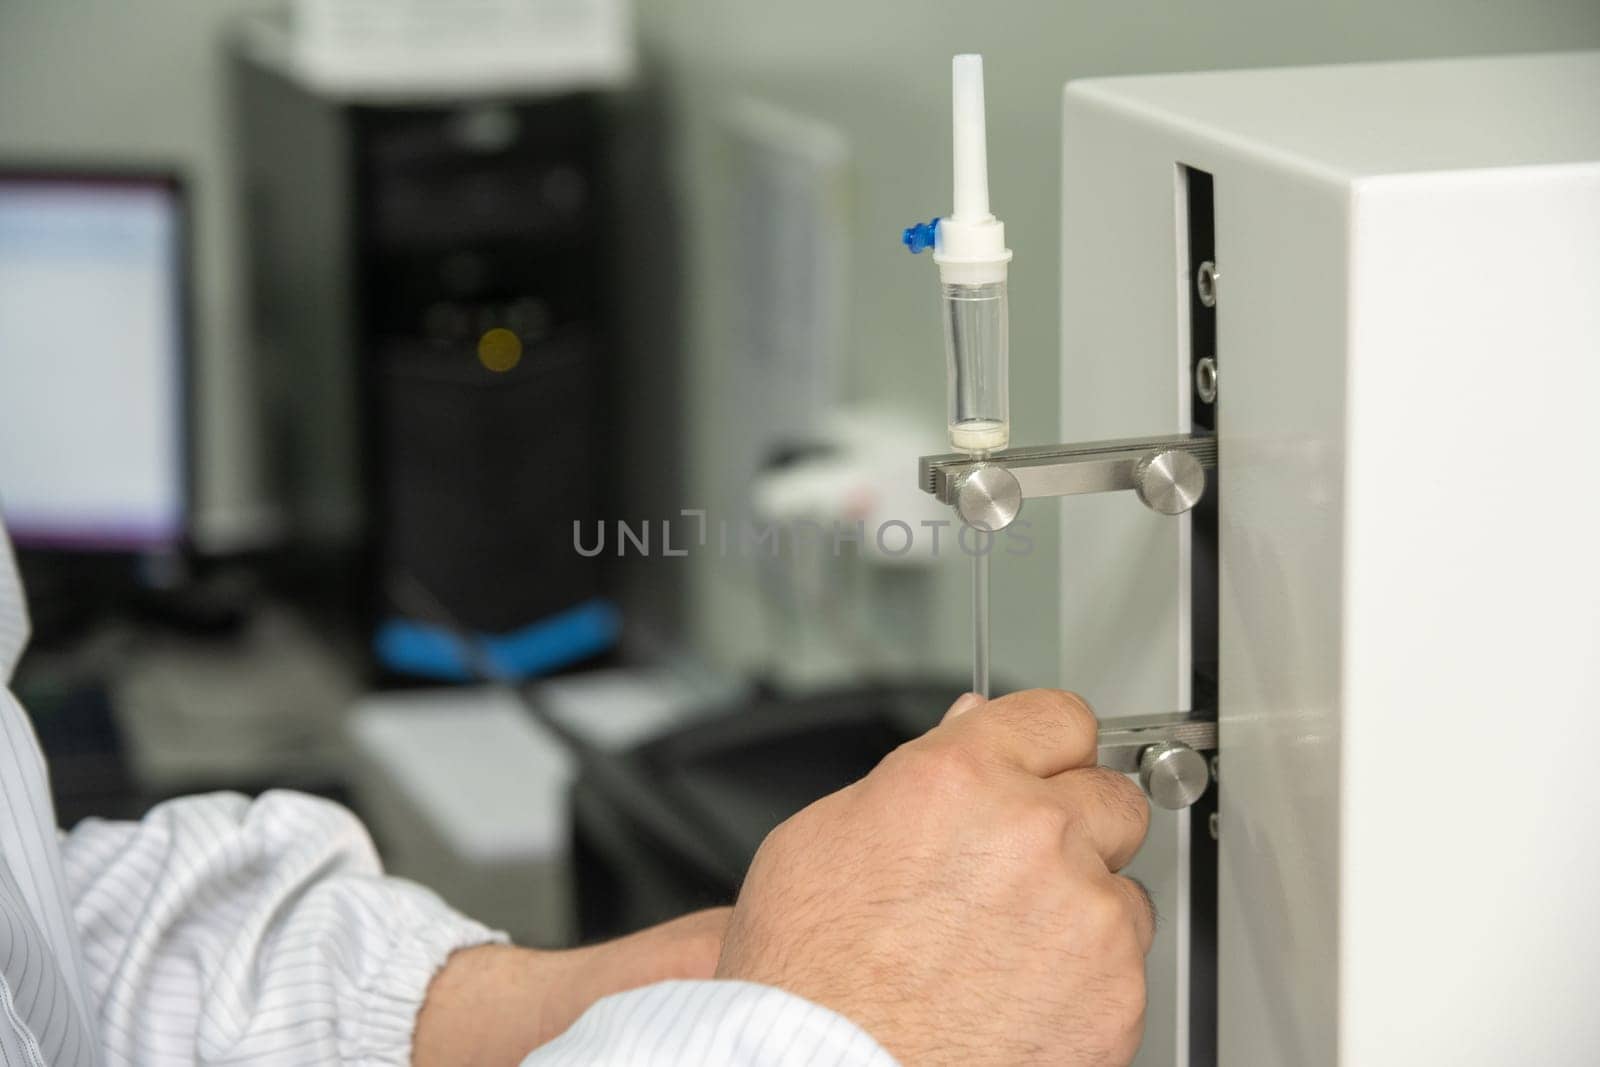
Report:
1186,169,1217,433
1181,162,1219,1067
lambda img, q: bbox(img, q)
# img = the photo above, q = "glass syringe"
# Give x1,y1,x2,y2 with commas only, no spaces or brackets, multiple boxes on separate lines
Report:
903,53,1013,697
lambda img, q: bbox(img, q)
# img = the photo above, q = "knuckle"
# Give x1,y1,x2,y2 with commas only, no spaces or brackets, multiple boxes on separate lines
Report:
1078,882,1129,934
1037,688,1098,732
1059,768,1152,860
876,738,935,781
874,738,920,775
1077,881,1151,960
1088,767,1152,831
988,688,1099,752
1108,913,1146,960
1119,876,1158,937
890,737,987,793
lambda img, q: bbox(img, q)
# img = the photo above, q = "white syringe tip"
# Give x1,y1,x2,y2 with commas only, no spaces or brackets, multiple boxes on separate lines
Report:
951,53,990,221
936,53,1010,278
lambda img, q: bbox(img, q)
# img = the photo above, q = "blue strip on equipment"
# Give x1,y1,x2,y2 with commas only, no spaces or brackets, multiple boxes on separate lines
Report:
375,598,621,681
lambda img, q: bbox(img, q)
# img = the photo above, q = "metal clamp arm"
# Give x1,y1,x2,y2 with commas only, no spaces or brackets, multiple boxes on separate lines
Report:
919,432,1216,530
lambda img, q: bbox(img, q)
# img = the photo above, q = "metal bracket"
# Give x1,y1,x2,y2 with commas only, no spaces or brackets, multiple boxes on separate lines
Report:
1098,709,1218,810
1096,709,1217,773
918,432,1217,530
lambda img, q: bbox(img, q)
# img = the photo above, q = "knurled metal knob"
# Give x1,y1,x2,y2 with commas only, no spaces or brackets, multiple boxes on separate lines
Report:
1134,449,1206,516
953,464,1023,532
1138,740,1211,810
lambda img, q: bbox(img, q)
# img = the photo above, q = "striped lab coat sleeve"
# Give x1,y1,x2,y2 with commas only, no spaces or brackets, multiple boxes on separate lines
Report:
524,980,901,1067
57,790,505,1066
2,523,102,1066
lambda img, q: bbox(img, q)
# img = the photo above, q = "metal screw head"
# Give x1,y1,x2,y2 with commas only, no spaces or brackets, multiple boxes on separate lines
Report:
1195,356,1218,405
1134,449,1206,516
1208,810,1220,839
1196,260,1219,307
954,464,1023,532
1139,740,1211,810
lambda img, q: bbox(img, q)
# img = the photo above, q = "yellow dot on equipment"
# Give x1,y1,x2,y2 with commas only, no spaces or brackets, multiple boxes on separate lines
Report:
477,327,523,372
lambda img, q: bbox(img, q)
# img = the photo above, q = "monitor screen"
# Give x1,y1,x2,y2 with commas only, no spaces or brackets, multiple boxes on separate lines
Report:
0,172,187,551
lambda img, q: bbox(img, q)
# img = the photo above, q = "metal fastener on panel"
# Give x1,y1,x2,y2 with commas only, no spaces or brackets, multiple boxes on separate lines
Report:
1139,740,1211,810
1196,260,1219,307
953,464,1023,532
1195,356,1218,404
1134,449,1206,515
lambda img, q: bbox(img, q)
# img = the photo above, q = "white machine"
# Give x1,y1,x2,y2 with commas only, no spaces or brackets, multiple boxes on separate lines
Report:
920,51,1600,1065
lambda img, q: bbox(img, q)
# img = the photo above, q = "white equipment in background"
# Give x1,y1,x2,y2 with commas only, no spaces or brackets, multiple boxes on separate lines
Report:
750,409,951,565
347,688,579,947
345,667,735,946
242,0,633,99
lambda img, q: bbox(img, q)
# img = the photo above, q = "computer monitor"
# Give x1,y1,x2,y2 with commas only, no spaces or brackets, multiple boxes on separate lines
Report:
0,170,189,552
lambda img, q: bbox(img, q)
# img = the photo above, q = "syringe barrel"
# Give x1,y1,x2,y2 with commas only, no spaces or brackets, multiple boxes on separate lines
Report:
942,278,1010,454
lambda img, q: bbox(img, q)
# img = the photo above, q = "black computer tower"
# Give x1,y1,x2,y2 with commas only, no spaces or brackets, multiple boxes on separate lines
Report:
232,43,614,678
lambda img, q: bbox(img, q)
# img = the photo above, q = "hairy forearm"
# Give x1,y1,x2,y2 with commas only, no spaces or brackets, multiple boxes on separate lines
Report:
414,908,732,1066
414,945,569,1066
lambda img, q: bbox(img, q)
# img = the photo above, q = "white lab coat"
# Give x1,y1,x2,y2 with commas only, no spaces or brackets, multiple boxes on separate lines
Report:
0,523,893,1066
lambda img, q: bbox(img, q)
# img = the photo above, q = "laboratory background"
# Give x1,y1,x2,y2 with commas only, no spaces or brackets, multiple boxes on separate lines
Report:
2,0,1597,958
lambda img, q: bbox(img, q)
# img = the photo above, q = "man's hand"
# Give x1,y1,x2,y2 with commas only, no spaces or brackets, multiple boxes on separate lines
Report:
414,907,730,1066
717,689,1155,1066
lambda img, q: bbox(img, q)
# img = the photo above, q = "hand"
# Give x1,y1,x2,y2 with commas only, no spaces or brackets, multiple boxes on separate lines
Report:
415,906,731,1066
716,689,1155,1066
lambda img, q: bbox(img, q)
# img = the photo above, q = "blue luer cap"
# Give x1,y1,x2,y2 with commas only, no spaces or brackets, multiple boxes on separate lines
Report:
901,217,940,254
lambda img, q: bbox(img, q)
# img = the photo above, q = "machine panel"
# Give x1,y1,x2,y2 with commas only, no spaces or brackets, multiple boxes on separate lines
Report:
1062,52,1600,1067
